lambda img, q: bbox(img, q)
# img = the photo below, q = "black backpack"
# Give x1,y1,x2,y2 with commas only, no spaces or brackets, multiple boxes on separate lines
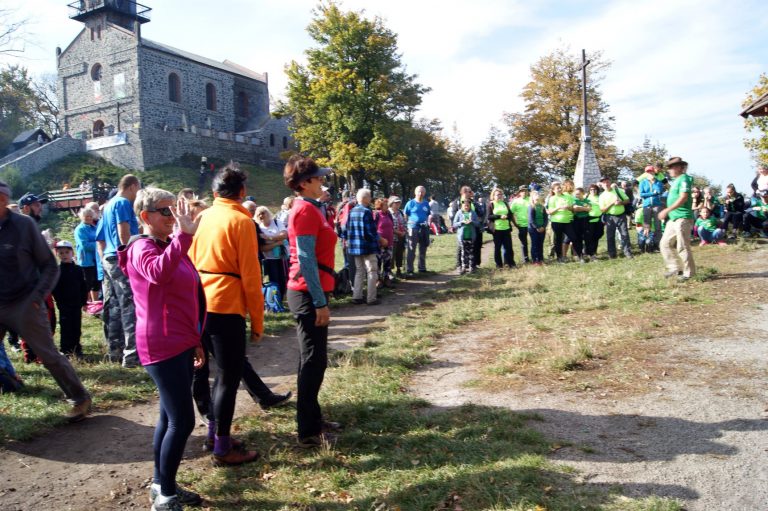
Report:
333,267,353,297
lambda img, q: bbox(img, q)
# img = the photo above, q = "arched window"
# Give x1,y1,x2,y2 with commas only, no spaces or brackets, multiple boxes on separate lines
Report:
93,120,105,138
237,91,249,117
91,63,102,81
269,133,275,147
168,73,181,103
205,83,217,111
282,136,287,149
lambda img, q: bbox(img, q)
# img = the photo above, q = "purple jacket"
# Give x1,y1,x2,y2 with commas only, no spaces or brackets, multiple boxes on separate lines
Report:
118,232,205,365
374,210,394,247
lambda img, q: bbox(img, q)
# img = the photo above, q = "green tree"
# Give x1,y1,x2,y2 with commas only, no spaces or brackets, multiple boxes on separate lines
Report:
743,73,768,165
280,2,428,190
0,65,38,151
504,48,621,180
622,137,669,178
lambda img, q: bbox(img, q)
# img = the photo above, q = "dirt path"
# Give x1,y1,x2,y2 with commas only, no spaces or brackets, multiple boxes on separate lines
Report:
0,272,452,511
410,287,768,509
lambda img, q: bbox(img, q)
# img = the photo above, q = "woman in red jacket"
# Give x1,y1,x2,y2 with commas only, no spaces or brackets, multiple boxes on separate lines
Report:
119,187,205,511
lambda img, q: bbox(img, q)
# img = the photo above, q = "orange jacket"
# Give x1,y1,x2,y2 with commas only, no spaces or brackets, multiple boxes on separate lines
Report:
189,197,264,334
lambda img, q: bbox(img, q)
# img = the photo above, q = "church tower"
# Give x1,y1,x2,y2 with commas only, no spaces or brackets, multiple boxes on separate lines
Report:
68,0,152,37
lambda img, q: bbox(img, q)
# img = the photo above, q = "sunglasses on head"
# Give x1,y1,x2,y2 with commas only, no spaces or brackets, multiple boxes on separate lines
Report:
146,206,173,217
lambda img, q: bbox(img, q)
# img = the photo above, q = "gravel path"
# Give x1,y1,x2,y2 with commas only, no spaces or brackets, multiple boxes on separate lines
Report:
410,306,768,510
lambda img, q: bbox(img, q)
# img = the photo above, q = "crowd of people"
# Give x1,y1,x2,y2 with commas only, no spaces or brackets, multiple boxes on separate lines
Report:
1,154,767,510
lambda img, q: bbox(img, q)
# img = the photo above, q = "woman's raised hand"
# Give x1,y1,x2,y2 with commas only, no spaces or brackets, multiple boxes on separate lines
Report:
172,199,199,236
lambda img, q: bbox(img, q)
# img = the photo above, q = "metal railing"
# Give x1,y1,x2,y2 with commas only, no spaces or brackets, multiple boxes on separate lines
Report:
67,0,152,22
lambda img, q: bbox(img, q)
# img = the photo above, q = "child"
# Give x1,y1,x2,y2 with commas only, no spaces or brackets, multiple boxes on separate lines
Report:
452,199,479,273
634,206,654,253
527,190,548,265
695,207,725,245
52,241,88,358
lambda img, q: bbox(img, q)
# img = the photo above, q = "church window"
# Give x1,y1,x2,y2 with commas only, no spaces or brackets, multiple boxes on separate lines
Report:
282,136,287,149
168,73,181,103
270,134,275,147
93,120,105,138
238,91,249,117
91,63,102,81
205,83,217,111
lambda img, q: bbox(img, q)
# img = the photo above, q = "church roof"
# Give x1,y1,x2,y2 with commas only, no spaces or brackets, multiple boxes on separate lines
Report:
141,39,267,83
12,128,49,145
741,91,768,118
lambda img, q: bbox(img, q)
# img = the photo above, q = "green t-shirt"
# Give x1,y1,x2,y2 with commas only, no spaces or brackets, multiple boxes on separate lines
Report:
634,207,644,225
491,200,511,231
667,174,694,220
573,197,590,219
750,197,767,219
695,217,718,232
461,211,474,240
509,197,529,227
531,203,546,228
547,194,574,223
598,187,628,216
587,193,602,222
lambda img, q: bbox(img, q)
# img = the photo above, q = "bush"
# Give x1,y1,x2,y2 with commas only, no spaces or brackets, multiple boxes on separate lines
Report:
0,166,25,199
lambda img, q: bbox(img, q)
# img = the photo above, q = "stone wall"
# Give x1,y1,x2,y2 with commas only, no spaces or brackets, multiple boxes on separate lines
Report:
58,20,140,139
0,138,86,178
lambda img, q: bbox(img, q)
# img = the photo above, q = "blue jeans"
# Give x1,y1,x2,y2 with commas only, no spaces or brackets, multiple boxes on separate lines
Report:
144,349,196,496
699,228,724,243
528,226,545,262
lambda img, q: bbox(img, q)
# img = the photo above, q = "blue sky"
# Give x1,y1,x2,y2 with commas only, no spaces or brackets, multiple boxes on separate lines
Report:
5,0,768,191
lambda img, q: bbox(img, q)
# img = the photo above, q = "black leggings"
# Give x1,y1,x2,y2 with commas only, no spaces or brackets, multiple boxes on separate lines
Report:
517,228,529,262
144,349,196,497
585,221,603,256
492,229,515,267
571,217,588,257
721,212,742,233
551,222,577,258
287,289,329,439
204,313,246,438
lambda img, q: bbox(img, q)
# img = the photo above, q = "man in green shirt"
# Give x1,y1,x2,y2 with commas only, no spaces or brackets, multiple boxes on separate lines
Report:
658,156,696,280
509,185,531,263
598,176,633,259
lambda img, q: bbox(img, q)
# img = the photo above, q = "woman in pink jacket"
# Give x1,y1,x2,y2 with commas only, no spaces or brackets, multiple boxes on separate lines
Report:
118,187,205,511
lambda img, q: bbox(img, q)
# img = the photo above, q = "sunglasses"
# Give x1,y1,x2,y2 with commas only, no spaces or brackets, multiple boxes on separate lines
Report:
146,207,173,217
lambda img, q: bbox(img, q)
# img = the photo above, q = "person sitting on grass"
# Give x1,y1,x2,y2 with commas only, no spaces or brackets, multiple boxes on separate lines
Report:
452,197,480,274
119,187,206,510
741,190,768,238
720,184,745,238
695,207,726,246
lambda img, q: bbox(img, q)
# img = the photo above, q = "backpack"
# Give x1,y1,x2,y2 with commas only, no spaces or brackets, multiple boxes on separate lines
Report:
263,282,286,313
333,267,353,297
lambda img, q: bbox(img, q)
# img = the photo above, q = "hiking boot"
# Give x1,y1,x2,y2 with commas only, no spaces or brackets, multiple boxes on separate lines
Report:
664,270,683,279
151,495,183,511
150,485,203,506
352,298,365,305
66,398,92,423
212,448,259,466
297,432,337,449
259,391,292,410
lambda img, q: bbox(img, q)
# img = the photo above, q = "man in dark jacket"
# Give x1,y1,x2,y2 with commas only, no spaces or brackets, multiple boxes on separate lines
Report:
0,180,91,421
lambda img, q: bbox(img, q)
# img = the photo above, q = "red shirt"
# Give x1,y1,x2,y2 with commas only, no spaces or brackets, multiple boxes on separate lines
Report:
288,198,338,293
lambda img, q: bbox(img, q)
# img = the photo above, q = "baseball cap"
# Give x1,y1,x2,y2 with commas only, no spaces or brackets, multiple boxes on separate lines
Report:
19,193,48,207
599,176,611,182
55,240,74,249
518,185,528,192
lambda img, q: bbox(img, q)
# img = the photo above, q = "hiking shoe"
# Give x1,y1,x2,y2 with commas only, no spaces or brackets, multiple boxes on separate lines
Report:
203,436,245,452
664,270,683,279
352,298,365,305
366,299,381,306
66,398,92,423
150,485,203,506
297,432,337,449
259,391,292,410
699,240,708,246
151,495,183,511
212,448,259,466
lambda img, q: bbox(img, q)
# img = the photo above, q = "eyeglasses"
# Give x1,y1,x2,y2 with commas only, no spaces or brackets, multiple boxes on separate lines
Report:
146,207,173,217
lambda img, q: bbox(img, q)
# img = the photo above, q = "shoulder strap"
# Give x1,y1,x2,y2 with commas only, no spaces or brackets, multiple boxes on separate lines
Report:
292,263,337,282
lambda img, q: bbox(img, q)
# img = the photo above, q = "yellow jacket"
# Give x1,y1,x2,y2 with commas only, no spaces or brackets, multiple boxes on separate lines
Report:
189,197,264,334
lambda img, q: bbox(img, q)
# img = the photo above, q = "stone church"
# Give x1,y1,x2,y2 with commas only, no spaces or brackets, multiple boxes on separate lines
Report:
57,0,292,170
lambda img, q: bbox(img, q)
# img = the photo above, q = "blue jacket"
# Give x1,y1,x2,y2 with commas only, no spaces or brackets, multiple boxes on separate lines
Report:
346,204,380,255
639,178,664,208
452,210,480,241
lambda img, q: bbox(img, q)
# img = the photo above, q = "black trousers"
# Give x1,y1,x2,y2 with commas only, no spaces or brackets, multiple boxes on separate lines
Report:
721,212,743,233
492,229,515,267
57,304,83,356
473,227,483,267
585,221,603,256
551,222,577,258
517,227,529,262
287,289,328,439
571,217,588,258
204,313,246,437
